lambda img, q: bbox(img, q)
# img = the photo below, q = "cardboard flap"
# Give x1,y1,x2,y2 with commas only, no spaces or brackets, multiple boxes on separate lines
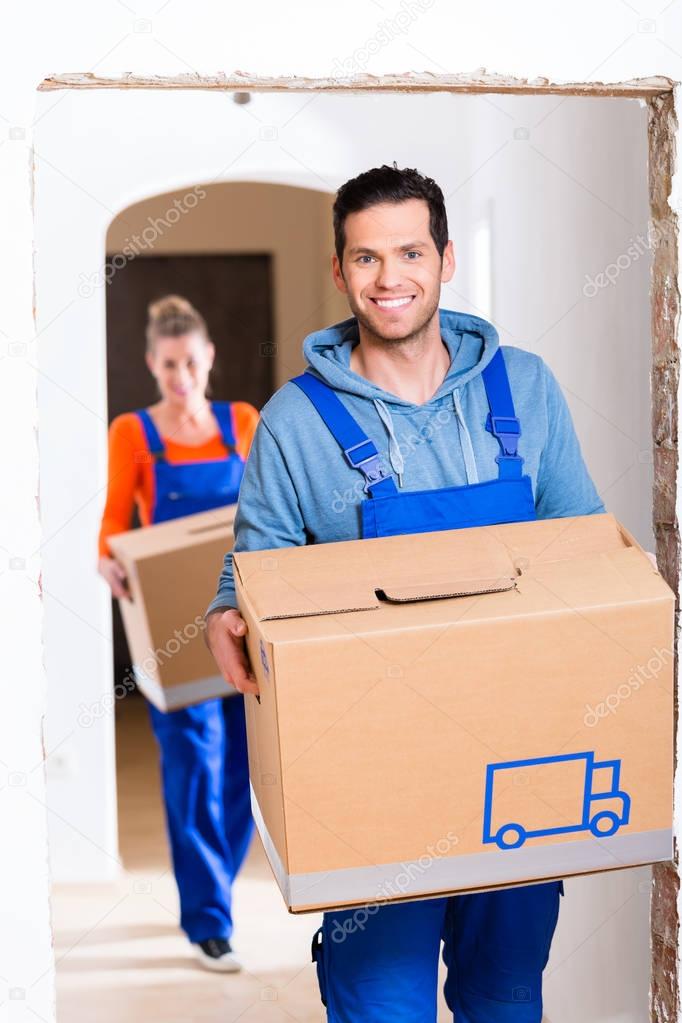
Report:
235,532,519,621
109,505,236,562
235,515,642,623
184,517,236,537
234,563,381,620
376,576,518,603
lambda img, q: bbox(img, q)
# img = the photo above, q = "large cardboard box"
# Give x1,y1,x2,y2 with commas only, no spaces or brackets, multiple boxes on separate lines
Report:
109,506,237,711
234,513,675,913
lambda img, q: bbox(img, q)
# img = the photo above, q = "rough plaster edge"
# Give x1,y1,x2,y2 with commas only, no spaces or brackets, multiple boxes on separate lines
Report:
670,79,682,1023
23,103,56,1018
648,83,681,1022
38,70,675,96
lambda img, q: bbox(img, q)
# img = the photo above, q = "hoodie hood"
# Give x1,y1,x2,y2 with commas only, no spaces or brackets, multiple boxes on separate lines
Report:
301,307,500,486
302,307,500,407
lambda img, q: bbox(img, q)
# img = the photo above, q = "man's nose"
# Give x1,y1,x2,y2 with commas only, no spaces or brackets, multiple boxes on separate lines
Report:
374,258,405,289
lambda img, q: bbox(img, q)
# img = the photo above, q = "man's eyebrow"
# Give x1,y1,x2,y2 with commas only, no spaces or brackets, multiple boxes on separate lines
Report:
347,240,429,256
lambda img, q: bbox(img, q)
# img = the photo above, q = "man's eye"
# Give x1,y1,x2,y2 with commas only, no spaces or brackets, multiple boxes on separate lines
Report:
357,255,375,264
405,251,421,259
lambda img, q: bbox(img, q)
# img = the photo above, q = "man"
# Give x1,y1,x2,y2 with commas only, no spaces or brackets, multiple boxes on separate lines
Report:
205,163,605,1021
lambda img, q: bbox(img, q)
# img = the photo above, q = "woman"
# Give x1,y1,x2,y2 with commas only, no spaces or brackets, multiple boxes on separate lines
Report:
98,294,259,972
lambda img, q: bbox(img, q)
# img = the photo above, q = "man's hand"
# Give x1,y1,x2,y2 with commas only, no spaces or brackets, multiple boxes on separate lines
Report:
204,608,260,697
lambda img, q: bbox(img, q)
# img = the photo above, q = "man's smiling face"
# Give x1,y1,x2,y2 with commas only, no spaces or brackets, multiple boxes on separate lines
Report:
332,197,455,344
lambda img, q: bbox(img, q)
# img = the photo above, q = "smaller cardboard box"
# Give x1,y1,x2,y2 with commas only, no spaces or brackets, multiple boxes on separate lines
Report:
234,513,675,913
109,506,237,712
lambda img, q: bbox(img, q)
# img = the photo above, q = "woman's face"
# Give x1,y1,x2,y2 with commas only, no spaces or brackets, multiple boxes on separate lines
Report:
146,331,215,408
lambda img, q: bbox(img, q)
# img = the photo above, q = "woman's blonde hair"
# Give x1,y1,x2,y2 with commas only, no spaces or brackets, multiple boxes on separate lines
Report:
145,294,209,352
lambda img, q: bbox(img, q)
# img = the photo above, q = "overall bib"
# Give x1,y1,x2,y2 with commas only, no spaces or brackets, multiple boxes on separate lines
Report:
135,402,254,943
292,351,563,1022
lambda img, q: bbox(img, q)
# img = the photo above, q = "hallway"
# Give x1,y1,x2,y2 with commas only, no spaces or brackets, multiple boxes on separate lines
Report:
51,694,325,1022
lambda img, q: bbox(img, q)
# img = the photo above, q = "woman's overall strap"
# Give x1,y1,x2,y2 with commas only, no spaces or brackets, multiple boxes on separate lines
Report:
211,401,237,449
291,372,397,496
135,408,165,458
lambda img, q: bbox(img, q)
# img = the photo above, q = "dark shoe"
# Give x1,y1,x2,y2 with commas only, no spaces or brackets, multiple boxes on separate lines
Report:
193,937,242,973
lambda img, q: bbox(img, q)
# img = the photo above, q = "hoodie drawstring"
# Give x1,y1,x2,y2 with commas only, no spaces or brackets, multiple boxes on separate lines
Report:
374,398,405,486
452,389,479,485
373,391,479,489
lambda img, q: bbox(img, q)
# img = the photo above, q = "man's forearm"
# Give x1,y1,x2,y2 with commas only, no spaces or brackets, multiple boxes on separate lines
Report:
206,547,238,619
205,593,238,618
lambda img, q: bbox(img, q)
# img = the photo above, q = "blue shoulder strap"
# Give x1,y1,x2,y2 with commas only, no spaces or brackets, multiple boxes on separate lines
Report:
481,349,523,480
291,373,398,497
137,404,237,457
211,401,237,449
136,409,165,457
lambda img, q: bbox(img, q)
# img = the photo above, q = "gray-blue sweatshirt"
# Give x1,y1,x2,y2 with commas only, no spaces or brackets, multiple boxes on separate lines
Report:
206,308,605,614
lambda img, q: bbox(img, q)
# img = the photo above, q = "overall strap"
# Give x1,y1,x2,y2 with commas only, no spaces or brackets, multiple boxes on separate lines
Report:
291,372,398,496
211,401,237,449
135,409,165,458
481,349,523,480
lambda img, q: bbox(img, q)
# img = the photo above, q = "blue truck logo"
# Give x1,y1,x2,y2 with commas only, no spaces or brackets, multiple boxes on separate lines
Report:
482,751,631,850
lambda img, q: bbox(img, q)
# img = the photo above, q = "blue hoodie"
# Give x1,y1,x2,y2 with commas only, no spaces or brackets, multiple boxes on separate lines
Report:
206,308,605,614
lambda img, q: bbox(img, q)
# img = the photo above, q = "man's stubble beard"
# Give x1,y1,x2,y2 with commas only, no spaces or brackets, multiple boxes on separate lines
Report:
348,290,441,349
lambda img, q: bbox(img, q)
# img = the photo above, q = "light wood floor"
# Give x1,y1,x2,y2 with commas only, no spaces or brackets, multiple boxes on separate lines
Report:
52,694,328,1022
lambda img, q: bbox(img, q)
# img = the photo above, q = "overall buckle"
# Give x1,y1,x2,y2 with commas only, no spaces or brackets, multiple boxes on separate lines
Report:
344,440,391,493
488,415,521,458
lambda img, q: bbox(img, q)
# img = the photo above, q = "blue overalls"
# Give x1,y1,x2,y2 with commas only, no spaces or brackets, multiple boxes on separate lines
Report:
292,351,563,1022
135,402,254,943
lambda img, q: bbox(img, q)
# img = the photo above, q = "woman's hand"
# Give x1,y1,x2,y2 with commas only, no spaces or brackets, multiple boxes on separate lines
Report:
204,608,259,697
97,555,131,599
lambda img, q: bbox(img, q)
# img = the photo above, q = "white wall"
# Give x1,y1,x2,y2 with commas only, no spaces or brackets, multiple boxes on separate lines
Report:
4,4,682,1021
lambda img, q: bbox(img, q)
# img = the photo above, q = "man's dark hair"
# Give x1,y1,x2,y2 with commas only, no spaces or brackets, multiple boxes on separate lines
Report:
333,163,448,268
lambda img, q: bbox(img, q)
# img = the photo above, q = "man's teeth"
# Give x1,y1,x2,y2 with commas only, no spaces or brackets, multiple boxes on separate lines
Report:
374,296,413,308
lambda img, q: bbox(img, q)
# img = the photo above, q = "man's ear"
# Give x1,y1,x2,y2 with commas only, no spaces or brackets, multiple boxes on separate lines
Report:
331,253,348,294
440,240,456,284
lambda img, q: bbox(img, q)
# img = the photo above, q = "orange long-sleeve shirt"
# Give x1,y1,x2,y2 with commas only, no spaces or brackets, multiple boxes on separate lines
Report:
98,402,260,558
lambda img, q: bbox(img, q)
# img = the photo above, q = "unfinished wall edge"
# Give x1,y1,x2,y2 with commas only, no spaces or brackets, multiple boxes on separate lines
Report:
38,70,675,97
649,87,681,1023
